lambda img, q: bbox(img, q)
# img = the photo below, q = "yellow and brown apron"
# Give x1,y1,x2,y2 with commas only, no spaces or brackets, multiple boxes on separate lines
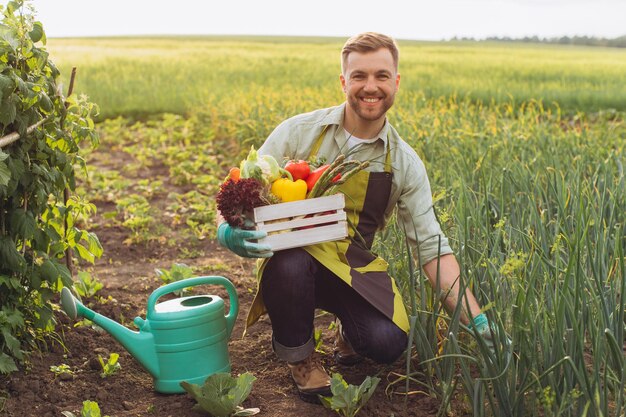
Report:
246,127,410,333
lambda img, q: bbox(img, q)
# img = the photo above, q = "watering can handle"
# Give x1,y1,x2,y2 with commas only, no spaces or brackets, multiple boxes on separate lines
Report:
146,276,239,337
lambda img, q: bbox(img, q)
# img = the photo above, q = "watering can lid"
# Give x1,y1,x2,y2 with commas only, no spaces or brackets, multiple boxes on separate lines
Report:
151,294,219,317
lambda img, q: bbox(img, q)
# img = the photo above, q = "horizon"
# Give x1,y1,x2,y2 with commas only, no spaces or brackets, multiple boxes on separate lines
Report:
31,0,626,42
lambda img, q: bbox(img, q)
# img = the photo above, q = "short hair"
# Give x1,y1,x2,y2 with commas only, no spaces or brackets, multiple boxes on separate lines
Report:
341,32,399,73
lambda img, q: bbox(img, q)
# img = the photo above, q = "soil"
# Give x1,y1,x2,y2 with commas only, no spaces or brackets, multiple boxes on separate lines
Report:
0,137,469,417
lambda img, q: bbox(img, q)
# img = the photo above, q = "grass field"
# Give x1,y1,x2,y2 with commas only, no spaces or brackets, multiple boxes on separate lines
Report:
46,36,626,120
52,36,626,416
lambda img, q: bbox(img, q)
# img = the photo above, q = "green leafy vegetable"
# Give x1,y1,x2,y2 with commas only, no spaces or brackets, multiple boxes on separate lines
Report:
239,146,283,184
73,271,104,298
98,353,121,378
61,400,109,417
154,263,194,296
180,372,259,417
319,373,380,417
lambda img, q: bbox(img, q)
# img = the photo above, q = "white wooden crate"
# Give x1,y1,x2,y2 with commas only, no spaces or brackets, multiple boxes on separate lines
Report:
253,194,348,251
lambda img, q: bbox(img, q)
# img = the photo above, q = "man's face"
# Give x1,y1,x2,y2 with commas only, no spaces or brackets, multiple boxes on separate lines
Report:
340,48,400,125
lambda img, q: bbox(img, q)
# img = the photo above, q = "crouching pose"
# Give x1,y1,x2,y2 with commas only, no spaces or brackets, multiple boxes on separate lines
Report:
217,32,500,404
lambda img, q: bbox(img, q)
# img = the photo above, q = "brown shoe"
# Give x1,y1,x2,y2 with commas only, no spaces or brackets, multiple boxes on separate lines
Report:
287,354,331,404
333,319,363,366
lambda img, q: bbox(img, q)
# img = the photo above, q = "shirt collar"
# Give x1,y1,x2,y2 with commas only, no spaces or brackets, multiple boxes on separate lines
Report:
321,102,389,145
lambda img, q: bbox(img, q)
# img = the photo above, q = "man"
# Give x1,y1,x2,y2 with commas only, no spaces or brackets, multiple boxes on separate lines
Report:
217,32,495,403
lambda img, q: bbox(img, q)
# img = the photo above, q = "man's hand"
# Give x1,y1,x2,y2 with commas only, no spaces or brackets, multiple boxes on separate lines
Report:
468,313,511,355
217,223,273,258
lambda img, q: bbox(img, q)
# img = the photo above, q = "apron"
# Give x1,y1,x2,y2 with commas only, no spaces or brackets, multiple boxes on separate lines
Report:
245,126,410,333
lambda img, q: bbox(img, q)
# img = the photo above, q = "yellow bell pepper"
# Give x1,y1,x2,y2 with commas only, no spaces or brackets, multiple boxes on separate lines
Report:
271,178,307,202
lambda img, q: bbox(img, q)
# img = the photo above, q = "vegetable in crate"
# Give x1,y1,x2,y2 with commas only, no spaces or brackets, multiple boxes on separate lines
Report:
216,178,269,228
271,178,308,202
284,160,310,181
240,146,291,184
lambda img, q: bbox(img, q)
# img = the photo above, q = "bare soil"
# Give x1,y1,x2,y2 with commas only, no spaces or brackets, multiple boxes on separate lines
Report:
0,135,469,417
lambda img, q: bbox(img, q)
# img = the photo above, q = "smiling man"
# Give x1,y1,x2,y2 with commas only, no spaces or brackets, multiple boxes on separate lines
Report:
217,32,499,404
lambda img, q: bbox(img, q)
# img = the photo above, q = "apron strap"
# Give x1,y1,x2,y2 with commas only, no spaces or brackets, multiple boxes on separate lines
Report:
310,124,392,174
309,125,330,159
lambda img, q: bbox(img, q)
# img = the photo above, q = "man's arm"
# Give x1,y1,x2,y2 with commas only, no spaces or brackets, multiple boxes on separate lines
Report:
422,254,482,325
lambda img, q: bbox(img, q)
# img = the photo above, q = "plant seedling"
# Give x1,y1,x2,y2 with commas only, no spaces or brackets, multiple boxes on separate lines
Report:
313,328,325,354
98,353,121,378
154,263,194,296
61,400,110,417
319,373,380,417
180,372,259,417
50,363,74,379
73,271,104,298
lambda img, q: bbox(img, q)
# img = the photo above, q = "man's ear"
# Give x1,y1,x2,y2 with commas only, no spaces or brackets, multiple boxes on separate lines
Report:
340,74,347,93
395,73,401,91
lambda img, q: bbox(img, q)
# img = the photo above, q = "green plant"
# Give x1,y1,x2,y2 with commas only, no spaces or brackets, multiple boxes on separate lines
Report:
97,353,121,378
0,0,100,374
154,262,194,296
180,372,259,417
115,194,155,244
0,389,6,413
49,363,73,378
319,373,380,417
61,400,109,417
73,271,103,298
313,328,325,354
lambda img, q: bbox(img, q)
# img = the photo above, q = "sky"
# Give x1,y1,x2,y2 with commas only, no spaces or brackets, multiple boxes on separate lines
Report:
31,0,626,41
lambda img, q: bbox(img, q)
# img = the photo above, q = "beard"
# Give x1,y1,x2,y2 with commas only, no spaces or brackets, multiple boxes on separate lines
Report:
347,93,395,122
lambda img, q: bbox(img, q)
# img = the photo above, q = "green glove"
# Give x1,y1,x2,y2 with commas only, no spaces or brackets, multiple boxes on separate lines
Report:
467,313,511,354
217,223,273,258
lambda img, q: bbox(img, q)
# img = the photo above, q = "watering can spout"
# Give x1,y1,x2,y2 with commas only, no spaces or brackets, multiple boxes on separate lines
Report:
60,288,160,378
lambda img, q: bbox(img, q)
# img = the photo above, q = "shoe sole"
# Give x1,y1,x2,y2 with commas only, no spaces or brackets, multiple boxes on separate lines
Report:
333,351,364,366
297,387,332,404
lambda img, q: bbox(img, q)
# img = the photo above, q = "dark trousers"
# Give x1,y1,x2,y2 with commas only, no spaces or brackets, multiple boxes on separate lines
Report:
261,248,407,364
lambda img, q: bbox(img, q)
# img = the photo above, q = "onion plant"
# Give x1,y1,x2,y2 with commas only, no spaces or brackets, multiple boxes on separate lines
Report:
376,99,625,416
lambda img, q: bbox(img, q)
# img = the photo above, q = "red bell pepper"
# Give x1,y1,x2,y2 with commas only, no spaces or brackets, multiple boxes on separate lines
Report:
285,160,310,181
305,164,330,192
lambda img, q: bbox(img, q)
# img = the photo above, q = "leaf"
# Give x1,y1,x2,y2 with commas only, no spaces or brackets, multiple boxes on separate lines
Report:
320,374,380,417
0,74,15,101
80,400,102,417
0,352,18,374
1,328,23,358
39,259,60,283
0,275,21,290
181,372,256,417
2,308,24,328
0,236,25,272
28,21,45,44
0,161,10,187
0,94,17,126
233,407,260,416
8,209,36,240
231,372,256,407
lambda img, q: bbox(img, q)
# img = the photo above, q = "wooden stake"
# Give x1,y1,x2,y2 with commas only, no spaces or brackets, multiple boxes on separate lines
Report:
64,67,77,277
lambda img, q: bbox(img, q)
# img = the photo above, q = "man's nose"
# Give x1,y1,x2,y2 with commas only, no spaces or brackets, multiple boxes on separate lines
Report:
363,77,377,92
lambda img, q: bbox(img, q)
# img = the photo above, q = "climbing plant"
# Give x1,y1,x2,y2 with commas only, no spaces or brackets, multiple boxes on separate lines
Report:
0,0,101,373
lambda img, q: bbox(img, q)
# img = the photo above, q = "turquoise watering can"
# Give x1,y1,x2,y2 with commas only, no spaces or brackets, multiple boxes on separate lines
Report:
60,276,238,394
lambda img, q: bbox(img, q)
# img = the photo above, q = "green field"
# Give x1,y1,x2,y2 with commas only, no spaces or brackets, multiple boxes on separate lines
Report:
46,36,626,120
51,36,626,415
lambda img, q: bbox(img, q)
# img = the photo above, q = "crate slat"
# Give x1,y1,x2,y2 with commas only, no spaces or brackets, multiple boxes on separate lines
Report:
258,221,348,251
253,194,348,251
257,211,347,233
253,193,345,222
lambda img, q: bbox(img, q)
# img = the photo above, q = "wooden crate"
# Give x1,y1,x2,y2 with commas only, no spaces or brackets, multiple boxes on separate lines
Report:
253,193,348,251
